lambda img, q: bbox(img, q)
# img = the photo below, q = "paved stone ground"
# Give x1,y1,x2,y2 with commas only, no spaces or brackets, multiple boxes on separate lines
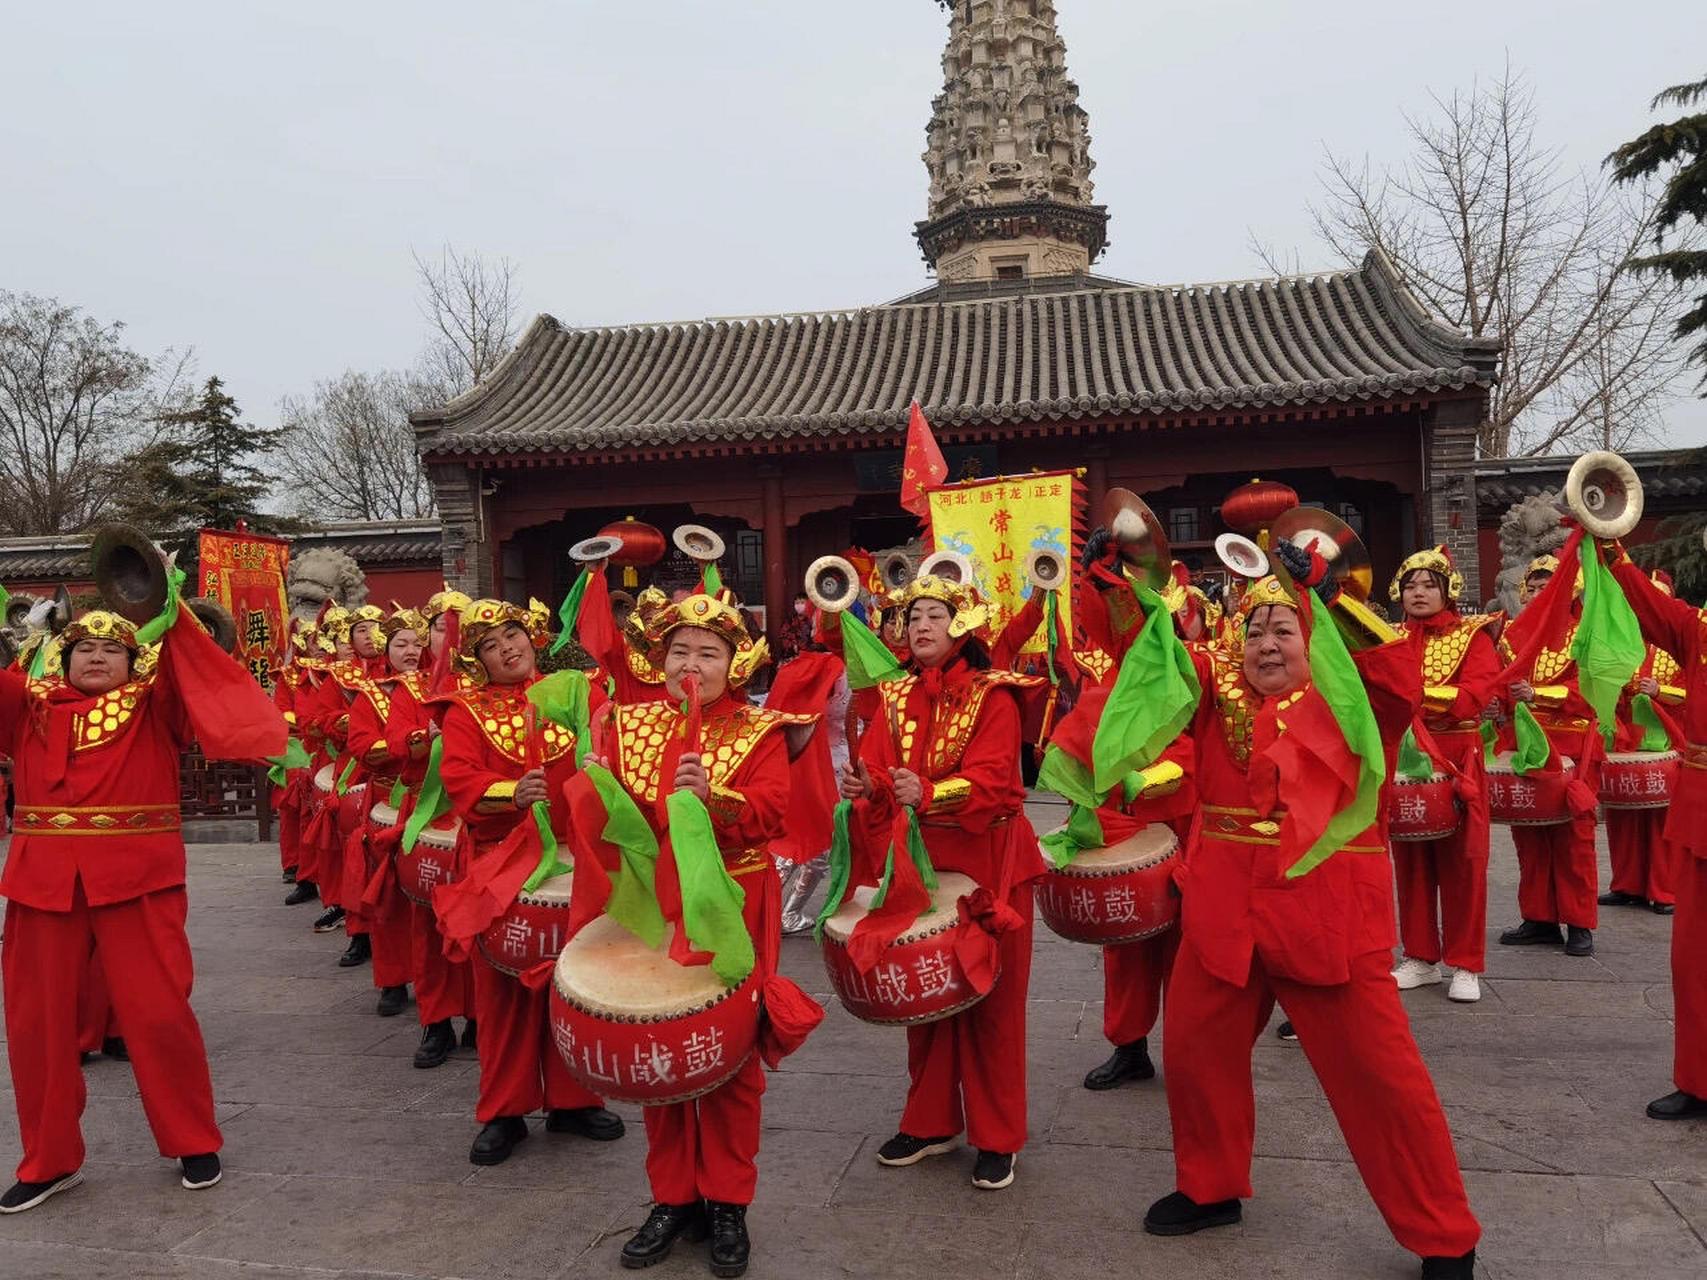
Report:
1,798,1704,1279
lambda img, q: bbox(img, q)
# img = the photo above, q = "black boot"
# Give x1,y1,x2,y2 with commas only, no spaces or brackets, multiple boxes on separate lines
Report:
1499,919,1564,946
620,1201,707,1269
1083,1038,1155,1090
1420,1248,1476,1279
545,1107,626,1141
1564,926,1594,957
706,1201,750,1278
1646,1090,1707,1120
1143,1190,1242,1236
461,1018,478,1049
1597,890,1643,907
376,984,408,1017
285,880,318,906
283,866,297,884
338,933,371,967
413,1019,456,1069
1651,901,1676,916
468,1116,528,1166
100,1037,128,1062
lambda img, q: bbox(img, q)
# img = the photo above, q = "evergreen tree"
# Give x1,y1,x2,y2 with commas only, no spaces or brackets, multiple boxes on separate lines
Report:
1608,74,1707,389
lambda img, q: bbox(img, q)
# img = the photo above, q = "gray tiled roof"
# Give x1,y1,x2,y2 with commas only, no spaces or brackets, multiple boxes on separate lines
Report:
0,522,442,582
414,250,1499,459
1475,449,1707,513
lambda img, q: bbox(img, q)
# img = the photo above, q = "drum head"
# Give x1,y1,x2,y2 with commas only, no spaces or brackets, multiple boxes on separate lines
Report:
417,819,463,851
524,871,574,905
823,871,978,945
558,917,731,1018
314,764,336,791
1057,824,1177,872
369,802,401,826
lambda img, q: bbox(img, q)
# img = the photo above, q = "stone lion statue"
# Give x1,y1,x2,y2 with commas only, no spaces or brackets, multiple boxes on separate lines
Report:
286,546,368,624
1491,492,1570,616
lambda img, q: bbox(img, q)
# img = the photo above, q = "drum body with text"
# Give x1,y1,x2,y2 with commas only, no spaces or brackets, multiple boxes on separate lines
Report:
1598,750,1678,810
398,818,463,906
1485,751,1576,826
312,763,336,811
550,916,759,1105
479,871,574,977
820,872,987,1026
1036,824,1179,944
336,781,369,843
1386,772,1461,842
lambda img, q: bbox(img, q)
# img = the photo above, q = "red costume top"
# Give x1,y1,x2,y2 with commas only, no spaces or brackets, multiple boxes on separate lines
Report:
437,677,581,846
0,612,285,912
1175,634,1420,989
1497,608,1597,763
347,670,433,792
1401,611,1502,749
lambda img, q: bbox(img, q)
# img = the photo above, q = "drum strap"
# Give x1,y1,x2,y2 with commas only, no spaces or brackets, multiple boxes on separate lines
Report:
1683,743,1707,770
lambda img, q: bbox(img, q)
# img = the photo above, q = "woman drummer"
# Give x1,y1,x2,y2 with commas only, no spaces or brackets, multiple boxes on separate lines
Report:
838,571,1046,1193
435,600,624,1166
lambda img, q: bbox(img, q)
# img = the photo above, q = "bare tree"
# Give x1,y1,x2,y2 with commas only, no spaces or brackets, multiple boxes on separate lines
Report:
275,369,436,521
412,246,520,400
1255,65,1689,457
0,290,193,534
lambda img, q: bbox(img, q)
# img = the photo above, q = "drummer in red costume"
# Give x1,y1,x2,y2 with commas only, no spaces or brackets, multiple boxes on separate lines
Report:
1,603,285,1213
272,626,312,887
344,608,429,1018
1388,547,1502,1004
1497,555,1602,957
284,618,340,910
435,599,624,1165
1134,553,1479,1280
294,606,360,931
839,570,1044,1193
324,604,390,966
1600,569,1684,915
604,586,819,1277
1605,550,1707,1119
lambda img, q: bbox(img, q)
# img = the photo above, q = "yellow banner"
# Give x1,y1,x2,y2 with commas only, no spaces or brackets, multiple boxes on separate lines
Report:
926,470,1079,657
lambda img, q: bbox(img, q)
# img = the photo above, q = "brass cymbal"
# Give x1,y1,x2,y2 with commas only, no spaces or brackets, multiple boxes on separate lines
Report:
1101,487,1171,592
1270,506,1374,602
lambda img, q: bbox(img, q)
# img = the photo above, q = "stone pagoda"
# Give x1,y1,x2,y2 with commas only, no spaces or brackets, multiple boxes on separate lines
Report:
916,0,1109,282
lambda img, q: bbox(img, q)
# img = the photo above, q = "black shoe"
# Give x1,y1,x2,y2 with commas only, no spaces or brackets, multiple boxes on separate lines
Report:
545,1107,626,1141
1564,926,1594,957
1598,890,1643,907
0,1170,84,1213
414,1019,456,1069
338,934,371,967
1646,1090,1707,1120
1083,1038,1155,1090
1499,919,1564,946
706,1201,750,1278
875,1132,958,1166
100,1036,128,1062
469,1116,529,1166
1275,1020,1297,1042
620,1201,708,1270
180,1153,222,1190
461,1018,478,1049
971,1150,1016,1190
376,985,408,1017
1651,901,1676,916
1143,1190,1242,1236
283,866,297,885
311,904,344,932
285,881,318,906
1420,1249,1476,1279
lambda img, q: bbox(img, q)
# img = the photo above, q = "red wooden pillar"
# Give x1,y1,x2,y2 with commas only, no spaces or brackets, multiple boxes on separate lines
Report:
761,467,788,642
1084,446,1109,527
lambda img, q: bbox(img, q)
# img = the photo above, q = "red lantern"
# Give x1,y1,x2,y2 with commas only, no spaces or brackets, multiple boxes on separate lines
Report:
1219,477,1299,535
597,517,667,588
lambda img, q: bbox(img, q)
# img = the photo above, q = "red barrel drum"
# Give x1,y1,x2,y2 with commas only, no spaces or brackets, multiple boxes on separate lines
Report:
1598,750,1678,810
820,871,987,1026
1485,751,1576,826
1386,772,1461,842
1036,824,1179,944
398,818,462,906
478,871,574,977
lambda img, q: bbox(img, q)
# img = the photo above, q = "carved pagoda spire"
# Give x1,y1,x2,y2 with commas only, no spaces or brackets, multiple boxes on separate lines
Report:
917,0,1109,283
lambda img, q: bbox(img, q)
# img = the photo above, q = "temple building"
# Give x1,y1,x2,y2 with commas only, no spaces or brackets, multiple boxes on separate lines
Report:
414,0,1499,629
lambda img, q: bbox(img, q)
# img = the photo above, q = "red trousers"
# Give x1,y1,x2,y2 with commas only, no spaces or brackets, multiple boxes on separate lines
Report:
76,948,120,1054
1101,931,1174,1046
471,955,602,1122
900,882,1033,1155
368,881,413,990
1511,817,1599,929
3,886,222,1182
411,901,475,1024
1163,940,1480,1259
276,785,301,873
644,868,779,1206
1674,853,1707,1098
1393,816,1489,973
1606,808,1675,906
337,792,370,936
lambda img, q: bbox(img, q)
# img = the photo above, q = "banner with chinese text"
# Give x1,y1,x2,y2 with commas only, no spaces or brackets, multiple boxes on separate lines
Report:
198,527,290,693
924,470,1083,656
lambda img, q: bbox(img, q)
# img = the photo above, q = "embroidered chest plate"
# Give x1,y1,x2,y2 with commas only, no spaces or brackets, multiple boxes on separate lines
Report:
458,686,575,765
877,671,1036,777
1653,647,1682,686
1405,617,1489,684
1533,623,1579,683
613,702,782,804
70,680,149,752
1211,656,1256,765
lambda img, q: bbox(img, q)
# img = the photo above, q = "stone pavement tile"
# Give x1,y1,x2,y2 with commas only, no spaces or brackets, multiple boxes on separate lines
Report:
0,1240,422,1280
0,1096,251,1170
1655,1179,1707,1239
763,1070,918,1134
206,1049,478,1112
1445,1094,1707,1182
1048,1078,1175,1151
1485,1263,1705,1280
773,1001,907,1079
1397,1013,1673,1061
0,1167,286,1253
199,1011,400,1058
190,972,362,1016
1016,1219,1419,1280
172,1174,632,1278
1466,1170,1706,1269
176,940,364,982
397,1052,490,1116
1482,977,1669,1019
216,1102,498,1186
1479,945,1627,983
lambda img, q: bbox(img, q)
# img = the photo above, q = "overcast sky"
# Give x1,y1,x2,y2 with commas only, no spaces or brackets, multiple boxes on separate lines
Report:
4,0,1703,444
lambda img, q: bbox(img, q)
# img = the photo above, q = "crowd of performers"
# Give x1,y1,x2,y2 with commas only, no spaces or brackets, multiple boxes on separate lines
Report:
2,488,1705,1280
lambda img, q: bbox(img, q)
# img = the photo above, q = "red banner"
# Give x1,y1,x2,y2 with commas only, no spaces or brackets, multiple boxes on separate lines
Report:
198,527,290,693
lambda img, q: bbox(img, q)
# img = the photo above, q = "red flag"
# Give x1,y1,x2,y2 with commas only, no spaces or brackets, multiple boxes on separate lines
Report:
899,402,948,518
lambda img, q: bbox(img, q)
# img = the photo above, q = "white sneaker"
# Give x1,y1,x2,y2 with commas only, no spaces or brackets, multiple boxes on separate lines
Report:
1391,957,1443,989
1447,968,1482,1003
